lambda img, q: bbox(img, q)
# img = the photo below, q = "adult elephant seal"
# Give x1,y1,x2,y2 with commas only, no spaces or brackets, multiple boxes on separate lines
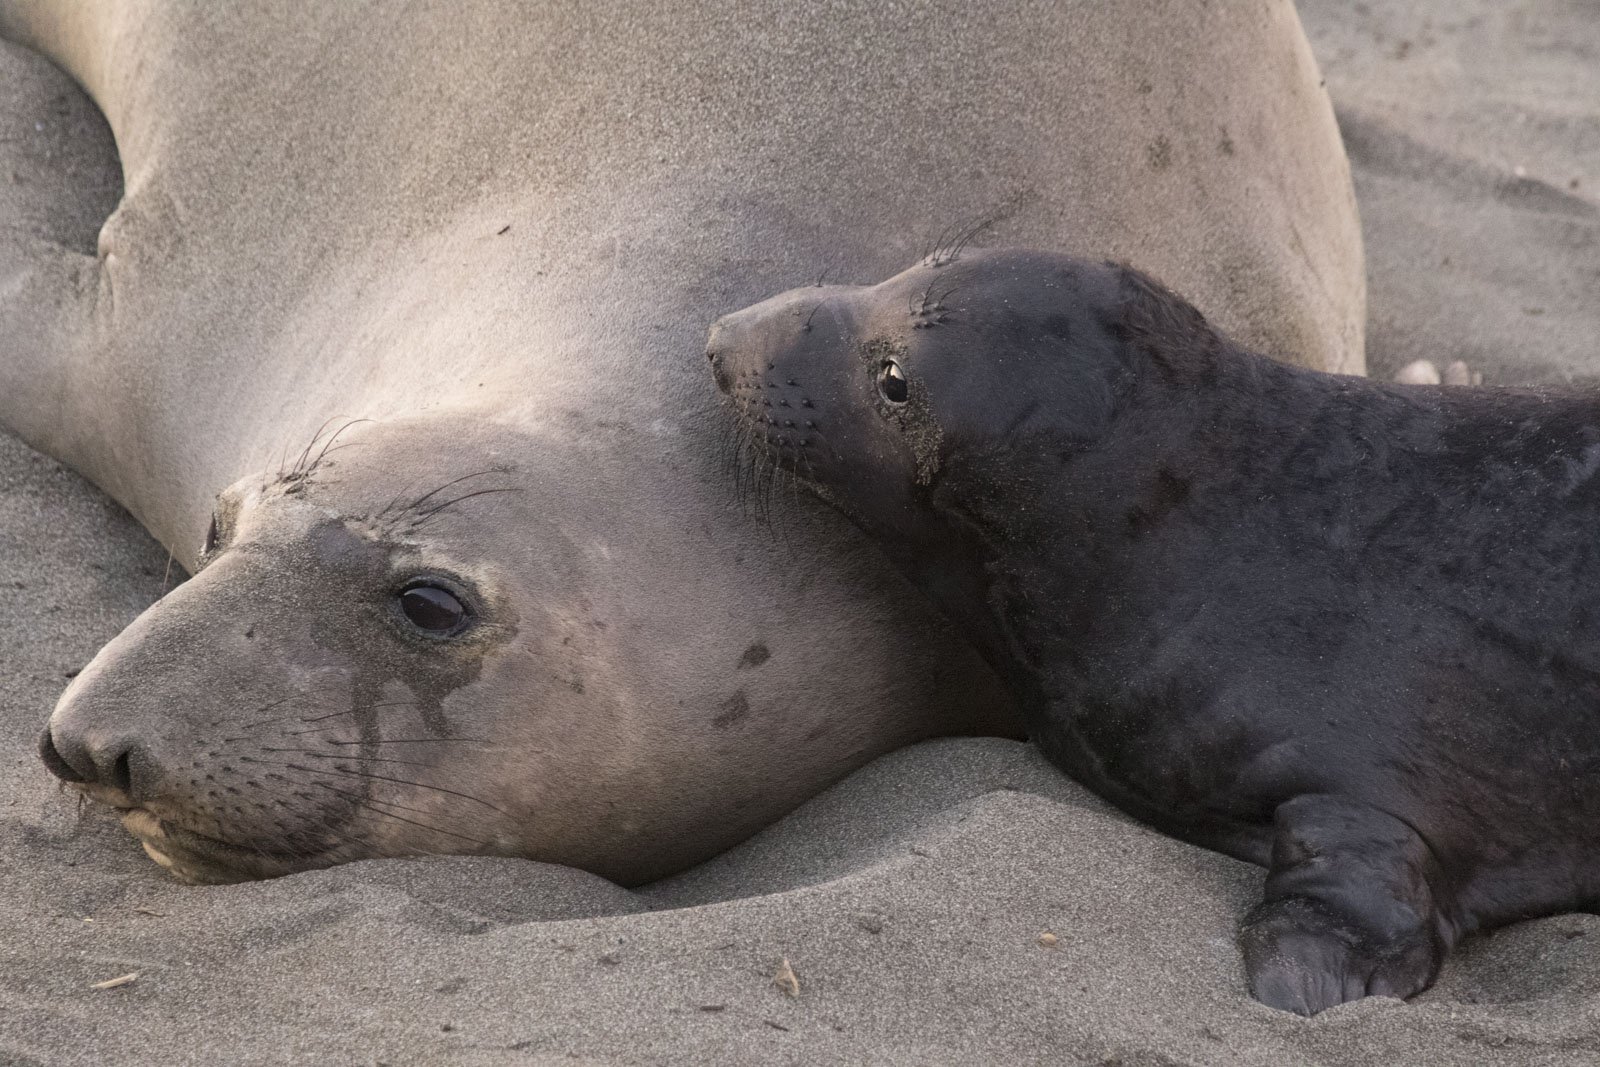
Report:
2,1,1360,887
706,247,1600,1015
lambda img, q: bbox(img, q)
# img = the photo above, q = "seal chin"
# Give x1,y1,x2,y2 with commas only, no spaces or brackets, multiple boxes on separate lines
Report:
117,807,332,885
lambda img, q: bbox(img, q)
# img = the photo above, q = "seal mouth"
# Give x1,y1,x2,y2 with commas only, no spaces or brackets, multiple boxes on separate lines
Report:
116,806,332,884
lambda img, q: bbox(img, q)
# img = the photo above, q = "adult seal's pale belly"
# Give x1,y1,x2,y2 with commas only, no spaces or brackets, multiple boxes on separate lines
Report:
0,0,1362,886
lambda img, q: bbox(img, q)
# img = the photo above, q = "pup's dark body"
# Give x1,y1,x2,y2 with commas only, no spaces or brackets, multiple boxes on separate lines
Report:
707,248,1600,1014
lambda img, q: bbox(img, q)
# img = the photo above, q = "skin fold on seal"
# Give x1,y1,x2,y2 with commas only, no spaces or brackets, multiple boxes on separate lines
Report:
2,4,1361,889
706,247,1600,1016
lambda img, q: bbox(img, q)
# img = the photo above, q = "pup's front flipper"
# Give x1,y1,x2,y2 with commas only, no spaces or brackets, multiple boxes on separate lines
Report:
1239,795,1451,1015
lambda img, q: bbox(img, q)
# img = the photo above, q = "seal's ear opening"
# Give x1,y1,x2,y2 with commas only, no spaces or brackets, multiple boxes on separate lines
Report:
1103,262,1223,376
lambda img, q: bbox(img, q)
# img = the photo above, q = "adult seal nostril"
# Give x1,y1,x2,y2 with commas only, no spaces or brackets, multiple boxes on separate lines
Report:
37,727,89,785
41,711,154,800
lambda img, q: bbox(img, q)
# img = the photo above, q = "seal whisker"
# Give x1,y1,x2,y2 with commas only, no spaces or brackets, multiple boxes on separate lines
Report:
236,701,416,738
407,486,524,526
227,696,300,735
947,215,990,261
290,414,351,478
714,417,743,486
335,799,490,848
242,758,511,815
324,737,491,746
715,417,740,496
376,478,424,520
403,468,510,515
924,219,960,266
721,414,779,528
294,700,420,727
803,302,822,332
305,418,373,474
252,750,450,771
951,191,1037,266
227,756,506,845
305,781,491,847
729,416,767,522
755,434,778,523
215,779,409,858
316,767,510,817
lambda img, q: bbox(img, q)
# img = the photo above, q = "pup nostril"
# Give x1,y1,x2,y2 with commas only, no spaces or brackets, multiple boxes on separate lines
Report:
706,349,734,395
37,727,89,784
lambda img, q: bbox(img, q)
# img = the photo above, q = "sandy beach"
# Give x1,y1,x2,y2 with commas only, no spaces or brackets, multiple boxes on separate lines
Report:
2,1,1598,1063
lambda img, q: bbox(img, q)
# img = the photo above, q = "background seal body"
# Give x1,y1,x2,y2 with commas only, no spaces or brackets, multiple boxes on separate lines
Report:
2,1,1360,884
708,247,1600,1013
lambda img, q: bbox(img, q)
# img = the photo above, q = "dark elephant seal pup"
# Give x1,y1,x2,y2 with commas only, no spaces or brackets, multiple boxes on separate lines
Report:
707,247,1600,1015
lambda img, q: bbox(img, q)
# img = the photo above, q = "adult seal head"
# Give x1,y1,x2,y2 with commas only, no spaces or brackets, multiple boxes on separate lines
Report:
707,247,1600,1014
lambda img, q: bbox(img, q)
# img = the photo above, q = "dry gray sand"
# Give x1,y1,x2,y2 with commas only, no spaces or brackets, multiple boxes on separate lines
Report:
2,1,1598,1063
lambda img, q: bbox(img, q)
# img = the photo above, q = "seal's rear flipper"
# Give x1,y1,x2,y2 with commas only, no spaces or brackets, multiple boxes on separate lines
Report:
1238,795,1452,1015
0,36,119,459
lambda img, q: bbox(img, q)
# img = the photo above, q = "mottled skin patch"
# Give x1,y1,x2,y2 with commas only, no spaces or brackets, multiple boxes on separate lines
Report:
712,693,751,729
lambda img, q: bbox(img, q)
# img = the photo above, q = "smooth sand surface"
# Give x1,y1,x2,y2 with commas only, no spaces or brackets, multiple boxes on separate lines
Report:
2,1,1598,1063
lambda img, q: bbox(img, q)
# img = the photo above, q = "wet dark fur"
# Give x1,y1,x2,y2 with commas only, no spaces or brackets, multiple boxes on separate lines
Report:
709,249,1600,1014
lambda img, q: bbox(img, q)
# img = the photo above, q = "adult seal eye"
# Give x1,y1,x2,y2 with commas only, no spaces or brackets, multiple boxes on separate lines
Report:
399,584,469,634
878,359,909,405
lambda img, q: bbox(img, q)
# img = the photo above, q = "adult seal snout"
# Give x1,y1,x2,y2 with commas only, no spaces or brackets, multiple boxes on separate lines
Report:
709,247,1600,1015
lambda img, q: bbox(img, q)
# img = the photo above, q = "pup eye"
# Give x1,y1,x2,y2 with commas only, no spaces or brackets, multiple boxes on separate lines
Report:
399,583,470,635
878,359,909,405
202,513,220,555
